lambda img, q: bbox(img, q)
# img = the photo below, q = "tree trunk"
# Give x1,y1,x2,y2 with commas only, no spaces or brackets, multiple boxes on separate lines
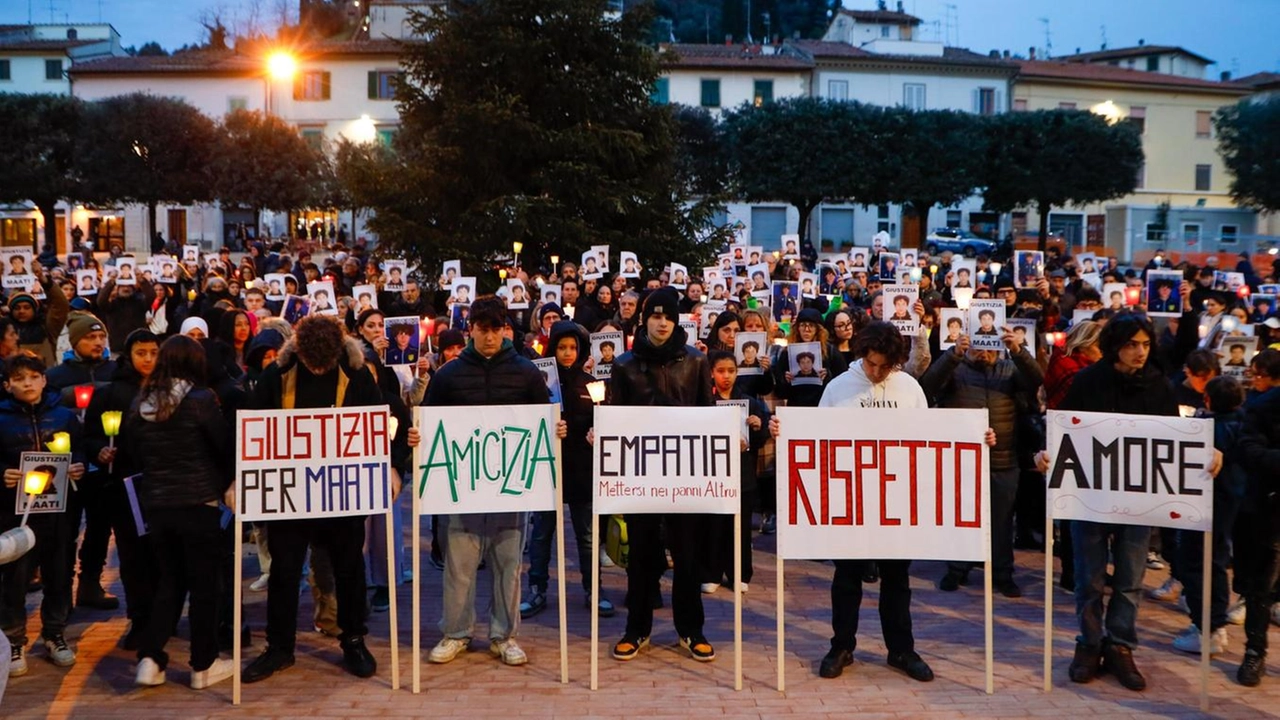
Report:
911,201,931,249
1037,200,1051,254
35,198,59,254
148,200,158,253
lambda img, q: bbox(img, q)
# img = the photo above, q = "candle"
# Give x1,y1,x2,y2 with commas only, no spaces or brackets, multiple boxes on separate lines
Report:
187,289,197,302
101,410,123,437
1237,285,1251,299
46,432,71,455
24,470,50,496
74,385,94,410
909,267,922,283
388,414,400,439
953,287,974,311
988,262,1003,277
586,381,606,405
1124,286,1142,306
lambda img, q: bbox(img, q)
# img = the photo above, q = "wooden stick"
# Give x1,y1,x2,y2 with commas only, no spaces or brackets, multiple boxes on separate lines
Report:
984,556,994,695
733,511,742,691
1044,511,1054,692
590,511,600,690
1200,529,1212,712
412,471,421,695
776,553,785,693
555,429,568,685
385,500,399,690
233,516,242,705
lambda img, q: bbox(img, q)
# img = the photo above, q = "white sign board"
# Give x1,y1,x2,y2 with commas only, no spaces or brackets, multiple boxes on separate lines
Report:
15,452,70,514
775,407,990,561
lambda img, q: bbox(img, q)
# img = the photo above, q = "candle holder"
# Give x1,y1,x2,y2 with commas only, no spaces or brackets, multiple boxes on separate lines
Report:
586,381,606,405
101,410,123,473
46,432,71,455
953,287,974,311
74,385,94,410
20,469,52,527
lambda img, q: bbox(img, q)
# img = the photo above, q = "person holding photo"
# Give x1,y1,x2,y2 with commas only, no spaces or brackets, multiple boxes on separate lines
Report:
772,309,847,407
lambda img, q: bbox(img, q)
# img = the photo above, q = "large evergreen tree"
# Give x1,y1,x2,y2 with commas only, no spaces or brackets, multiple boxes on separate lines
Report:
0,93,82,252
1214,99,1280,213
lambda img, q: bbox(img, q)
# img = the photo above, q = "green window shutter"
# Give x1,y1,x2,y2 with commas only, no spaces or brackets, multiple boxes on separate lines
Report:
368,71,378,99
320,71,331,100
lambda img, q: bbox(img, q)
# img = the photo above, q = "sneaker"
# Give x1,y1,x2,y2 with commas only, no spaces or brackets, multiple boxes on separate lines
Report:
996,578,1023,598
700,582,719,594
249,574,270,592
938,570,967,592
1068,642,1101,684
370,586,390,613
680,635,716,662
76,583,120,610
887,651,934,682
1238,649,1266,687
519,589,547,619
489,638,528,666
586,596,616,618
1145,551,1166,570
134,657,166,687
612,635,649,661
428,637,470,664
1146,577,1182,602
428,552,445,571
760,514,776,535
1102,642,1146,691
1227,598,1247,626
1172,625,1227,655
341,635,377,678
43,635,76,667
242,646,295,683
600,549,616,568
190,658,235,689
9,643,27,677
819,648,853,678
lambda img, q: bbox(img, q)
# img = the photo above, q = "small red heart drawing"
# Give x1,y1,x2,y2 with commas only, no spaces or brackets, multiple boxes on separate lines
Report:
1071,417,1081,425
1170,511,1182,519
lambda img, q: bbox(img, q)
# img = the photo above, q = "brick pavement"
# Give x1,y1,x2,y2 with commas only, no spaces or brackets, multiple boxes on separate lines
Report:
4,513,1280,719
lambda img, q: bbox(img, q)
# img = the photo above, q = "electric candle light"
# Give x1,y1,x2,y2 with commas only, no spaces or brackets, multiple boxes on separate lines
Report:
388,414,399,440
586,381,606,405
1124,286,1142,306
1238,285,1251,299
512,241,523,255
188,289,197,302
74,385,94,410
46,432,71,455
20,469,51,527
909,267,922,282
499,268,508,281
988,262,1003,277
953,287,974,311
101,410,123,472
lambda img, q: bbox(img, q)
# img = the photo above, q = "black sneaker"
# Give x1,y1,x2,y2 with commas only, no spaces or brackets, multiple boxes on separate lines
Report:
1068,642,1101,683
680,635,716,662
370,586,390,612
1238,649,1266,687
242,646,295,684
939,570,967,592
612,635,649,661
760,514,776,535
76,584,120,610
996,578,1022,598
341,636,377,678
887,651,934,682
1102,641,1146,691
819,648,853,679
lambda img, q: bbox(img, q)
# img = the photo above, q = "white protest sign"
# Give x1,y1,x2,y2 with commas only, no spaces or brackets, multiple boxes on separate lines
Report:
15,452,70,514
775,407,990,561
413,404,560,515
1045,410,1214,531
235,407,393,521
593,406,740,514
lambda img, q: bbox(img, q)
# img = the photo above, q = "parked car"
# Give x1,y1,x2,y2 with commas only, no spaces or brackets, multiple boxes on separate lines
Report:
923,228,998,258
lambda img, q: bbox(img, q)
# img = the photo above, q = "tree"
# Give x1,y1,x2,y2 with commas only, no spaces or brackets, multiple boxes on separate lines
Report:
210,109,327,229
722,97,886,252
388,0,715,281
1214,99,1280,212
981,109,1144,252
0,93,82,252
78,94,220,244
876,107,988,249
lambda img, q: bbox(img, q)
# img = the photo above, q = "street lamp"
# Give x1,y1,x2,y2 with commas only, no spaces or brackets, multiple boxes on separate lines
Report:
264,50,297,116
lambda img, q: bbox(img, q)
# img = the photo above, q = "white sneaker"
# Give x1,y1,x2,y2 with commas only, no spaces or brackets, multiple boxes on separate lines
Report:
1147,577,1182,601
190,657,236,689
700,582,719,594
428,637,470,664
43,635,76,667
1145,551,1166,570
739,582,749,594
10,644,27,677
1272,603,1280,627
135,657,167,686
1227,598,1247,626
249,574,270,592
489,638,528,666
1172,625,1227,655
599,549,615,569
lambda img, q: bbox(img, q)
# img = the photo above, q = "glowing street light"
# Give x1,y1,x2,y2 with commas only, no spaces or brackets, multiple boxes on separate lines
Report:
267,51,297,81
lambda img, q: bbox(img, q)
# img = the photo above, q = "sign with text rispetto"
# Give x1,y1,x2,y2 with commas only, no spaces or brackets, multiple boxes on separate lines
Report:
235,406,393,522
413,404,560,515
1045,410,1214,532
775,407,990,561
592,405,741,515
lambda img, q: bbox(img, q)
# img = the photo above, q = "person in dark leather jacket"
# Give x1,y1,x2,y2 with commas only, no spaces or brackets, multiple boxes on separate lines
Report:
606,287,718,664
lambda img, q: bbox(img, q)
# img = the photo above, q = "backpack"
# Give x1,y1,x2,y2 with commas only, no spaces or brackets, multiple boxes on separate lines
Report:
605,514,629,569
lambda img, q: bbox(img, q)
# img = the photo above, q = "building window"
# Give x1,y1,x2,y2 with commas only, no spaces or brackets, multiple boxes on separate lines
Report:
1127,106,1146,134
827,79,848,101
1219,224,1239,244
294,71,331,101
1182,223,1201,244
0,60,10,81
946,210,962,228
753,79,773,107
1195,110,1212,138
1012,98,1027,111
228,96,248,112
376,127,397,148
368,70,402,100
1058,102,1077,110
903,83,926,110
1144,223,1168,243
1146,56,1159,72
880,26,890,38
651,77,669,104
1195,164,1212,191
299,128,324,151
45,59,62,80
974,87,998,116
1135,163,1145,189
700,78,720,108
878,205,890,219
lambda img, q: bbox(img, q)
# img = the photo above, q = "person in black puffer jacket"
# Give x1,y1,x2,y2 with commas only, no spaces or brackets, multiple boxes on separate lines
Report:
520,320,615,620
422,297,559,667
125,335,234,689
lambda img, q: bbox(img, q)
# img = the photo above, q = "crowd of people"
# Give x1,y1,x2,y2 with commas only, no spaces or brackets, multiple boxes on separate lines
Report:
0,235,1277,698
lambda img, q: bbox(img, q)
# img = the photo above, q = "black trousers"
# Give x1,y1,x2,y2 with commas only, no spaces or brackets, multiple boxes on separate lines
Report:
1,513,75,646
830,559,915,656
624,514,707,639
104,480,156,625
67,475,113,588
701,492,756,585
1233,509,1280,655
137,505,223,672
264,516,368,652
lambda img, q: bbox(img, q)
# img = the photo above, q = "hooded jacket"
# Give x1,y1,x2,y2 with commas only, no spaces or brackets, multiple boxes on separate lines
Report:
423,339,549,407
1058,360,1177,417
1238,387,1280,521
546,320,595,504
250,334,383,412
13,277,70,367
125,380,229,510
45,349,118,409
83,331,153,483
0,390,83,529
607,324,712,408
818,359,927,409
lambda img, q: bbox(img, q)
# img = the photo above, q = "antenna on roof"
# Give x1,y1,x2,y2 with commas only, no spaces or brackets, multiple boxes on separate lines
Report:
1039,17,1052,58
1100,24,1107,51
944,3,958,47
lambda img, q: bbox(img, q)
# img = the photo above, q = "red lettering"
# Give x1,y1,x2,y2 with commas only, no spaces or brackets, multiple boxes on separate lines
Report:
928,441,950,525
878,441,901,526
853,440,877,526
956,442,983,528
900,439,928,526
241,417,265,461
827,439,853,525
788,440,817,526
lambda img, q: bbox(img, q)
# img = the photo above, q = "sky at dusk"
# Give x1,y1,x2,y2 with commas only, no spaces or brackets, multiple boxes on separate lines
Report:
3,0,1277,77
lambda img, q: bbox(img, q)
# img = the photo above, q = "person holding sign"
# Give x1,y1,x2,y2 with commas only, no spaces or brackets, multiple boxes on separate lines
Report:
423,297,566,667
242,317,389,683
0,352,87,675
605,287,717,663
1037,312,1222,692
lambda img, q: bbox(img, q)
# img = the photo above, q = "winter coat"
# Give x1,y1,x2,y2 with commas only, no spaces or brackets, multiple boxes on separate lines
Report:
125,383,229,510
607,324,713,408
771,343,848,407
83,354,146,484
546,320,594,504
0,390,83,529
1238,388,1280,518
14,278,70,367
45,354,117,409
1058,360,1177,417
96,279,156,350
250,334,384,413
1043,349,1094,410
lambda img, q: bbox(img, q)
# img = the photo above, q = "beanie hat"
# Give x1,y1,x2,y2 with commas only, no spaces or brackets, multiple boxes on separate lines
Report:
438,329,465,350
180,317,210,337
796,308,824,326
7,292,37,312
539,302,563,321
69,297,92,311
641,287,680,323
68,312,106,348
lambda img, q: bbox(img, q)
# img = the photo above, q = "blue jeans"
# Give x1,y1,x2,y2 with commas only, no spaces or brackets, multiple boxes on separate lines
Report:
527,503,594,594
1072,521,1149,649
